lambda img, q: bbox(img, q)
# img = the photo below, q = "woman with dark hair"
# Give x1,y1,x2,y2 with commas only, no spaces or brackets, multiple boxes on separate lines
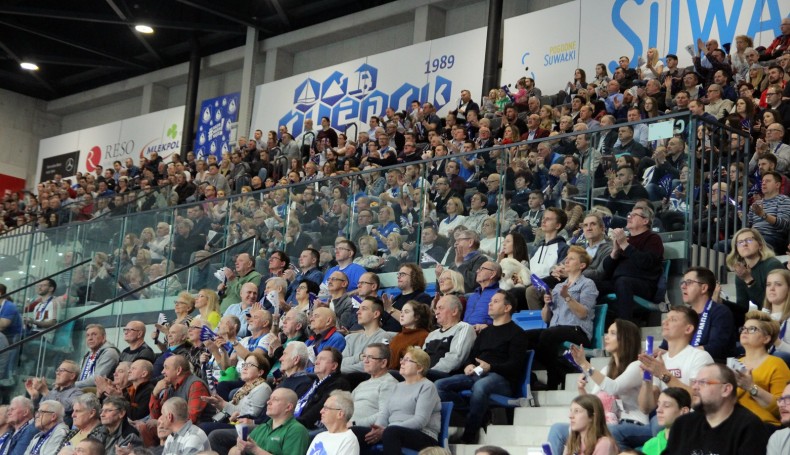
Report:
388,302,433,369
498,231,530,265
547,319,645,453
566,68,588,96
564,395,618,455
293,278,320,315
641,96,660,119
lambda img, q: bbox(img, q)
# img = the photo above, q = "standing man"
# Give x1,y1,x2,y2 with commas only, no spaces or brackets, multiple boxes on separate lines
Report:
23,279,59,337
119,320,155,363
435,291,527,444
159,397,210,455
664,363,769,454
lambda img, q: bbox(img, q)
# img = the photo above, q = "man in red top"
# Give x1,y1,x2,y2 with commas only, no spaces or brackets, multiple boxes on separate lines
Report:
762,18,790,61
139,355,211,446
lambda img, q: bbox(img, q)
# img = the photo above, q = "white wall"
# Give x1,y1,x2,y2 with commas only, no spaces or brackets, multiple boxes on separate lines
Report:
0,89,61,184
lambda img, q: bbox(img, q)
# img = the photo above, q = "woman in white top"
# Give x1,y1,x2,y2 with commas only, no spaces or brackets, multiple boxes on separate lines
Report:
547,319,646,454
638,47,664,81
763,269,790,365
437,196,466,238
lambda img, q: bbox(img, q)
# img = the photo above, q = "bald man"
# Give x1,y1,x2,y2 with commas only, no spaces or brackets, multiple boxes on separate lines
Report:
306,308,346,363
120,320,156,363
218,253,262,313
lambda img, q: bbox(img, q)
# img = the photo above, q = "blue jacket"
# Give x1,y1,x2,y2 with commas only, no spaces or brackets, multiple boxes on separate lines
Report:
464,283,499,326
7,420,38,455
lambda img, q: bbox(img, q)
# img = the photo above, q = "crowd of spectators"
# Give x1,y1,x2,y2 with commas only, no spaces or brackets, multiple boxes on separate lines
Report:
1,20,790,454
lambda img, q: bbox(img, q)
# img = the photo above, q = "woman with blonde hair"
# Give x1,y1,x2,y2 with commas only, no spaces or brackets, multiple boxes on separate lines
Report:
438,197,466,238
731,34,754,78
733,310,790,425
354,235,386,270
762,269,790,365
194,288,221,330
430,269,467,313
725,228,783,311
638,47,663,80
564,394,618,455
539,105,556,131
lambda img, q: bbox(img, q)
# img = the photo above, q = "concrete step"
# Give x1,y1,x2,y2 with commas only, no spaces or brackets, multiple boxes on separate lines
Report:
452,444,546,455
481,424,552,446
534,389,578,406
514,406,569,425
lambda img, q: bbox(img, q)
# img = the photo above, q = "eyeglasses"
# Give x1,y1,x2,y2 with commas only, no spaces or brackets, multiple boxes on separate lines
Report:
679,279,704,287
241,362,261,369
328,277,347,282
690,378,723,387
738,326,764,334
359,354,387,361
357,281,375,286
35,410,55,417
778,395,790,406
322,405,343,411
736,237,756,246
767,92,780,96
401,357,419,365
335,247,351,252
627,212,647,219
478,266,496,273
122,328,140,333
56,368,76,375
100,408,120,414
175,301,189,305
396,272,411,277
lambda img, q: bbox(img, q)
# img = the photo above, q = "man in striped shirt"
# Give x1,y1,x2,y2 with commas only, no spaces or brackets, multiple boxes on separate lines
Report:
749,171,790,253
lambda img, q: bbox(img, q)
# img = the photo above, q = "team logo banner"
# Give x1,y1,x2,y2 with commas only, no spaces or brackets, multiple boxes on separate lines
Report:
250,28,486,140
195,92,240,161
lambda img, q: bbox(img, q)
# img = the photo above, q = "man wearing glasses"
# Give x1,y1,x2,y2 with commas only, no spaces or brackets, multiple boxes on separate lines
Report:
767,382,790,454
601,205,664,322
655,267,735,363
24,360,83,426
664,363,768,454
763,84,790,129
119,321,155,364
754,122,790,173
23,400,68,455
322,240,365,292
101,396,141,451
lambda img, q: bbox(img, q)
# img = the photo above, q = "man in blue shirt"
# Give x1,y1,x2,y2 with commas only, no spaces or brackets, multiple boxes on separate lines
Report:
0,284,22,384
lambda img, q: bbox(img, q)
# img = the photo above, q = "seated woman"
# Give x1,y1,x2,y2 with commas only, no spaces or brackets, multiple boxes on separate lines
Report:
497,231,530,266
498,258,530,312
430,269,467,314
194,289,221,330
198,351,272,434
725,228,783,313
356,346,441,454
381,233,408,273
292,279,320,316
354,235,386,271
143,260,183,298
734,310,790,427
437,197,467,239
763,269,790,365
564,395,618,455
388,301,433,370
134,248,153,272
527,246,598,390
153,290,195,352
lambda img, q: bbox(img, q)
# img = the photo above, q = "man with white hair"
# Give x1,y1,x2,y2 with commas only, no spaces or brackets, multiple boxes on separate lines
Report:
423,295,477,380
307,390,359,454
2,397,37,455
703,84,734,120
23,400,68,455
159,397,210,454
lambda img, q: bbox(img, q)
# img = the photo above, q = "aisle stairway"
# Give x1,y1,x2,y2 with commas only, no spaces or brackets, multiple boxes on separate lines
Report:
450,325,665,454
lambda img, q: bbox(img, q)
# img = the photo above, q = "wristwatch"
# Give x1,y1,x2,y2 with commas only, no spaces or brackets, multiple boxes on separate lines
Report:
585,366,595,377
660,372,672,384
749,384,759,397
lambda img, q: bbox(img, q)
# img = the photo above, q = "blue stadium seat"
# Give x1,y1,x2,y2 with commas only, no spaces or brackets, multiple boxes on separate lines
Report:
460,349,537,409
513,310,547,331
563,304,608,357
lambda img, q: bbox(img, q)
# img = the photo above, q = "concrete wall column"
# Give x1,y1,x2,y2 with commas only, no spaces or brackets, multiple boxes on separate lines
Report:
413,5,446,43
237,26,260,139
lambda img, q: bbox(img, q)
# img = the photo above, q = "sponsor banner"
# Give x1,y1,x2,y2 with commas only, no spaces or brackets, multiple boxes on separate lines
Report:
36,107,184,184
503,0,789,95
195,92,240,161
39,150,80,182
250,28,486,140
501,1,580,100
